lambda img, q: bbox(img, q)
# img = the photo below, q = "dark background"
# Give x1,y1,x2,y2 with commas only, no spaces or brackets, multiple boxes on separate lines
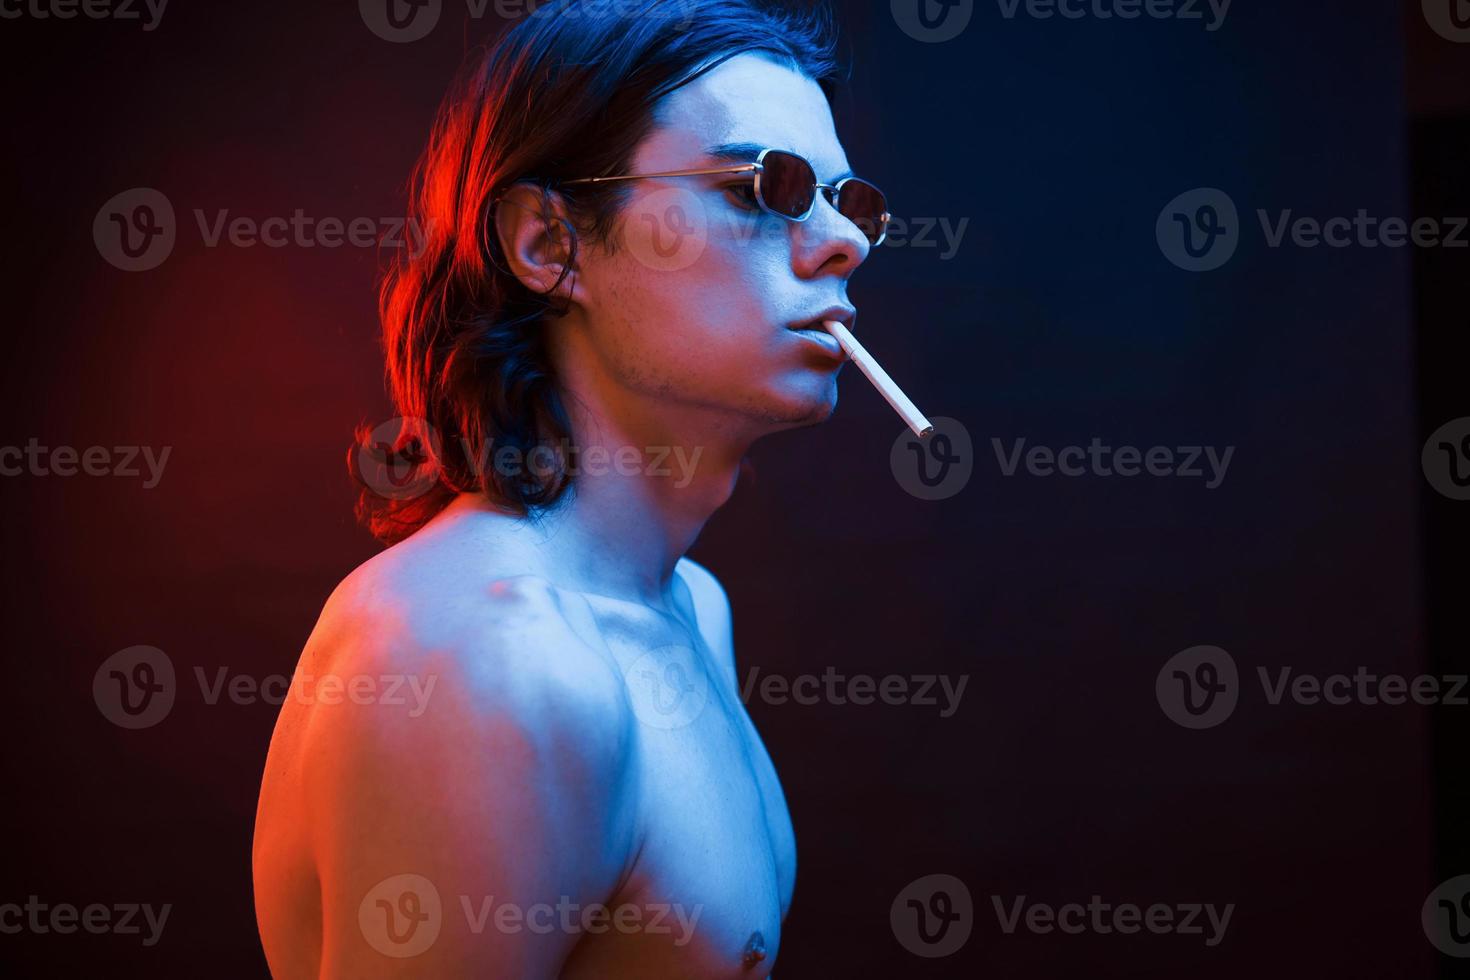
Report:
2,0,1467,975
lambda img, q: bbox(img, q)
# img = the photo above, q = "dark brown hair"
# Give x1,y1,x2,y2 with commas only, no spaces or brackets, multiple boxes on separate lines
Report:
353,0,841,545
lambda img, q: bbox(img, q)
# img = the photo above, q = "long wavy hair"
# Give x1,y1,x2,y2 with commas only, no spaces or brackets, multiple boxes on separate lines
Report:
352,0,841,545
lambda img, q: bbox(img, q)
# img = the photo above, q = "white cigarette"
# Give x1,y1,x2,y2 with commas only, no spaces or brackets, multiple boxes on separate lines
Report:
823,320,933,439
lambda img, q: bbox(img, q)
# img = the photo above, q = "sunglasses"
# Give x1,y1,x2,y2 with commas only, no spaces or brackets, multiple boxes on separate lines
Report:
563,148,891,247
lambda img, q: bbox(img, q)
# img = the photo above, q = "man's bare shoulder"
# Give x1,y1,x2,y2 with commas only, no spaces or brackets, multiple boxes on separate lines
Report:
257,531,641,976
296,529,635,776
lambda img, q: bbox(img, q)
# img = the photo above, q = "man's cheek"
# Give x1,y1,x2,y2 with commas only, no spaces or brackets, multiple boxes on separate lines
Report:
616,185,710,272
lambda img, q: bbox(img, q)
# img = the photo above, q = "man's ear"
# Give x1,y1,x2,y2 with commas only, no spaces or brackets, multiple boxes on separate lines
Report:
492,182,580,300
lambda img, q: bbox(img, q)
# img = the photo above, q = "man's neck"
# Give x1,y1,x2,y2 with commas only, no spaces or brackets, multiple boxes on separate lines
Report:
541,394,747,609
445,388,751,614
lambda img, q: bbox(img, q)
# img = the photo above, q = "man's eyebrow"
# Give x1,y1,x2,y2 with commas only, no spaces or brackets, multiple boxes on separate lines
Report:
703,141,767,164
702,142,855,182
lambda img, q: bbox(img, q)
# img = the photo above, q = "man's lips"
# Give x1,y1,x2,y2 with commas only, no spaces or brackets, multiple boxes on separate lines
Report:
791,306,856,332
788,306,855,360
789,323,846,359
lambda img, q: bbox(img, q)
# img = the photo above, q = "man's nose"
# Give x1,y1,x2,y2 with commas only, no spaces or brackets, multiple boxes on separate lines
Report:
792,191,872,279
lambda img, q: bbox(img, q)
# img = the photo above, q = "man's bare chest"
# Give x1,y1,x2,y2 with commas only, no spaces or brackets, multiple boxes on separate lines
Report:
567,596,797,976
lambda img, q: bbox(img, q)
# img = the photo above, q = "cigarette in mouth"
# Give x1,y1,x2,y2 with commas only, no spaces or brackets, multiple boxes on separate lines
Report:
823,320,934,439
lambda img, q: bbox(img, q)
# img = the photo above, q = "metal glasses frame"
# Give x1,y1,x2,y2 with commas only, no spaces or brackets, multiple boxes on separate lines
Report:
562,147,891,246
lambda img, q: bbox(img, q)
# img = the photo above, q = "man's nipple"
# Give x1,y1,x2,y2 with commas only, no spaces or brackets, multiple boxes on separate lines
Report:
741,930,766,969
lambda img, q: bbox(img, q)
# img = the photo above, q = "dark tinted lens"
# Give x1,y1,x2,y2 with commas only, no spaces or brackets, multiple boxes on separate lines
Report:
836,178,889,245
758,150,817,219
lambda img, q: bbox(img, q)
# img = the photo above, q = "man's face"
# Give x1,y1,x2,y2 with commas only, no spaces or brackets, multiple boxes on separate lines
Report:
569,52,873,438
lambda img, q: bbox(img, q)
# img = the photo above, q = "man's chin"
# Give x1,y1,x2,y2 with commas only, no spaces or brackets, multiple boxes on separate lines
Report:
760,381,839,430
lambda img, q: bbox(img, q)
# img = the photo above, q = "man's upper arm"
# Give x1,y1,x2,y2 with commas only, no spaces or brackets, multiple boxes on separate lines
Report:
302,587,636,977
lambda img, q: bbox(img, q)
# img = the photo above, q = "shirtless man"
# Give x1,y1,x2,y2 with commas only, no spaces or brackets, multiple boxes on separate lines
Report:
253,1,890,975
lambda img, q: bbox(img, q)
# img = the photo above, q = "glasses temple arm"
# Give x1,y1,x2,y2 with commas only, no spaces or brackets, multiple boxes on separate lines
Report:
562,163,762,186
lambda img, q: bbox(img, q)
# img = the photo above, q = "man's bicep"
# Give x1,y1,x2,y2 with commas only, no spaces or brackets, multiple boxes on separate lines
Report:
305,638,631,976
